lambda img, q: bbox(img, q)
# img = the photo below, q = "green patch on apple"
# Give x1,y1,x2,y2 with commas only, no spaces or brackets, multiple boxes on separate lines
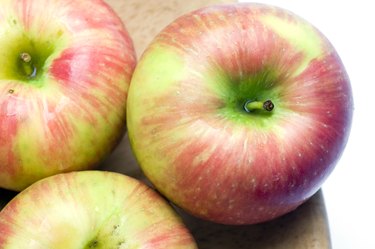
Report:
210,66,282,128
131,44,188,95
0,25,68,85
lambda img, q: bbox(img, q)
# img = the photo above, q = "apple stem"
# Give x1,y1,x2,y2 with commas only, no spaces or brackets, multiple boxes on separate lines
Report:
244,100,274,112
20,52,37,78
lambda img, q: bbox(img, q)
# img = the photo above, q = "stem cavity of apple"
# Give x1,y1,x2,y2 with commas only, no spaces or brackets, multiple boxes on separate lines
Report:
244,99,274,113
20,52,37,78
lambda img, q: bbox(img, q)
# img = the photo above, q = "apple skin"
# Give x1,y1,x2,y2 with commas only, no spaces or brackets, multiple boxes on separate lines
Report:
127,3,353,224
0,171,198,249
0,0,136,191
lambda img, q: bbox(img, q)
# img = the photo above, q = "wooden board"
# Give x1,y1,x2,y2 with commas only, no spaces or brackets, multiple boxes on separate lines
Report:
0,1,332,248
107,0,237,57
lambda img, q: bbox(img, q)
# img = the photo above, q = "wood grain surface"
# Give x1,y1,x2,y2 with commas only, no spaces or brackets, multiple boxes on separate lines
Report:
0,1,332,248
107,0,236,57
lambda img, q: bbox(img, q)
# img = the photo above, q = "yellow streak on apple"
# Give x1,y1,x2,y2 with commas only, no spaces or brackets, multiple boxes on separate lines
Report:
127,44,189,184
260,14,324,76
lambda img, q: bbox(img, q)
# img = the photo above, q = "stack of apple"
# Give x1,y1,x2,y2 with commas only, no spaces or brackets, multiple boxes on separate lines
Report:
0,0,352,248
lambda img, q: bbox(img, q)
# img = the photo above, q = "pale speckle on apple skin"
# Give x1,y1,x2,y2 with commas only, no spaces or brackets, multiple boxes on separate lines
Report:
320,145,329,154
74,19,82,26
289,182,296,189
303,178,309,186
251,179,258,192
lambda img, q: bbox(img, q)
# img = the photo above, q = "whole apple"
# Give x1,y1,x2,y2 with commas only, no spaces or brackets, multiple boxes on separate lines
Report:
127,3,353,224
0,0,136,191
0,171,197,248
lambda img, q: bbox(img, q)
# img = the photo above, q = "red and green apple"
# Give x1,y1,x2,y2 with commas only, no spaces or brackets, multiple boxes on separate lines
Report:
127,3,353,224
0,171,198,249
0,0,136,191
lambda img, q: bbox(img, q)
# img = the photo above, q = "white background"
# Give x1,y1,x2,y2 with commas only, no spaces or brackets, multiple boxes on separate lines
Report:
238,1,375,248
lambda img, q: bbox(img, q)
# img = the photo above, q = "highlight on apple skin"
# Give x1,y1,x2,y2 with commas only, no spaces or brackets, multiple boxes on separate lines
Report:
127,3,353,225
0,171,198,249
0,0,136,191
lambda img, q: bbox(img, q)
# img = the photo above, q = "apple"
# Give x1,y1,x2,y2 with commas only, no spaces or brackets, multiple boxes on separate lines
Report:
0,171,198,248
127,3,353,225
0,0,136,191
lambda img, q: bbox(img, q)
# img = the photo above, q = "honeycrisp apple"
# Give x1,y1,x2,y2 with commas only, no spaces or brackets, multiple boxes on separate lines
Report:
0,0,136,191
127,3,353,224
0,171,197,248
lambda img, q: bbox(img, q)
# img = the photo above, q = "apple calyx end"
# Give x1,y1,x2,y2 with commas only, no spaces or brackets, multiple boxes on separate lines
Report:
19,52,37,78
244,99,274,113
